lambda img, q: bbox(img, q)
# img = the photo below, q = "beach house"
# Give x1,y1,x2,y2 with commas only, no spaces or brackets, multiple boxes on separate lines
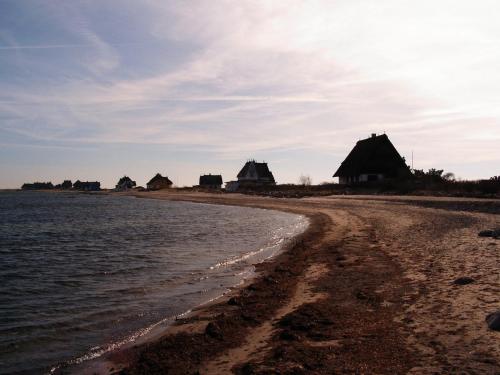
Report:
21,182,54,190
73,180,101,191
61,180,72,189
237,160,276,187
115,176,136,191
199,174,223,189
333,133,411,184
146,173,173,190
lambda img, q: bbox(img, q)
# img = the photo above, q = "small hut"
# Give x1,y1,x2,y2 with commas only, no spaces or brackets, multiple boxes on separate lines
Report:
147,173,173,190
333,133,411,184
199,174,223,189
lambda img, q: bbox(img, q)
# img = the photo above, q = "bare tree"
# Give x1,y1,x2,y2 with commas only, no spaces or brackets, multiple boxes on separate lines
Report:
298,174,312,186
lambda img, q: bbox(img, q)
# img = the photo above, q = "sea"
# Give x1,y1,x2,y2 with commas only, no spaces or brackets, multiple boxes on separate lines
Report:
0,191,308,374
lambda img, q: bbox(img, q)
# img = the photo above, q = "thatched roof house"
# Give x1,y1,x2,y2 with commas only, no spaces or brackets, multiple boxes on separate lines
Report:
237,160,276,186
147,173,173,190
199,174,223,189
333,133,411,184
115,176,136,191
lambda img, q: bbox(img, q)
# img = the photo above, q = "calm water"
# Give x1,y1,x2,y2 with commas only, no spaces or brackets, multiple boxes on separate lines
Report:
0,192,307,374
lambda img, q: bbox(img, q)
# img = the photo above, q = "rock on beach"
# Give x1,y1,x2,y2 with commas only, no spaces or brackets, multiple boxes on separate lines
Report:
486,311,500,331
478,229,500,238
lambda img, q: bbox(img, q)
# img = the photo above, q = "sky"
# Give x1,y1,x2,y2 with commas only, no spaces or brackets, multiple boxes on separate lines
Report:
1,0,499,188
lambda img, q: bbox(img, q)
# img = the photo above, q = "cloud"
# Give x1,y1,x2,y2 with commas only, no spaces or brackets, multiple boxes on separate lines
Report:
1,0,500,185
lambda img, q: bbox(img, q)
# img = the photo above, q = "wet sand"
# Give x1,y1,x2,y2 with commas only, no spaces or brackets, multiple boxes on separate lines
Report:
88,191,499,374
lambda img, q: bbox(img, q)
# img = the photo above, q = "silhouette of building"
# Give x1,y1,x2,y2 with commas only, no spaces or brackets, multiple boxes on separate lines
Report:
73,180,101,191
115,176,136,191
199,174,223,189
21,182,54,190
61,180,72,189
333,133,411,184
237,160,276,186
146,173,173,190
225,181,239,192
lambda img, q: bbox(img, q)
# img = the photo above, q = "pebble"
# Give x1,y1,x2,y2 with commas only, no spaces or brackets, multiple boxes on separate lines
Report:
486,311,500,331
452,277,475,285
478,229,500,239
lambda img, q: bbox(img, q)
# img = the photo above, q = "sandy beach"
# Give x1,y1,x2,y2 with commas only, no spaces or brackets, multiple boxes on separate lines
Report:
88,191,500,374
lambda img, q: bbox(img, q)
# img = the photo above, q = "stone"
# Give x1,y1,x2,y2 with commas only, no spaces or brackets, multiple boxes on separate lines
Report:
478,230,494,237
452,277,475,285
486,311,500,331
479,229,500,238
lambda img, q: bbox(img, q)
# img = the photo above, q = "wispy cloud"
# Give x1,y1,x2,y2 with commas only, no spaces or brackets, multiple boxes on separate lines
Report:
0,43,143,50
1,0,500,187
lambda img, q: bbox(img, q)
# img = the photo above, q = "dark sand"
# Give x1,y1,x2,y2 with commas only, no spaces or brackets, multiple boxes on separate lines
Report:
78,191,500,374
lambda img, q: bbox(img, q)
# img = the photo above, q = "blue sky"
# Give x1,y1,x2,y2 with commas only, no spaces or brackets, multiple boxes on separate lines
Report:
1,0,499,188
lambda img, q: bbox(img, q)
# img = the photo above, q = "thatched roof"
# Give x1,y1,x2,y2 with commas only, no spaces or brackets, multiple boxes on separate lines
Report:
237,161,275,182
117,176,136,185
333,134,410,178
147,173,172,186
199,174,223,185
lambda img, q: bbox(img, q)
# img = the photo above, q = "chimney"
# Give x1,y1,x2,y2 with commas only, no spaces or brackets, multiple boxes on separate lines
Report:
371,133,376,138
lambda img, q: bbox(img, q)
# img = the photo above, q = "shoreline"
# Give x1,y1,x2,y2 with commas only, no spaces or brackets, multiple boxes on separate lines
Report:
61,193,311,375
71,192,324,375
65,191,500,373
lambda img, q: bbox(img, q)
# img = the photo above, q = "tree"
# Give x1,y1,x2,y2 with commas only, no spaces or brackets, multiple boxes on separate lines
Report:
413,168,455,184
442,172,455,182
298,175,312,186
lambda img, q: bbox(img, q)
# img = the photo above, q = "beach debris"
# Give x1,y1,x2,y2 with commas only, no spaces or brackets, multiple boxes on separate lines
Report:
275,265,294,275
241,312,260,323
478,229,500,238
279,313,313,332
354,289,380,305
239,362,256,375
452,277,475,285
279,329,299,341
264,276,278,284
486,311,500,331
356,290,370,300
279,306,334,335
205,322,223,339
247,283,261,291
227,297,241,306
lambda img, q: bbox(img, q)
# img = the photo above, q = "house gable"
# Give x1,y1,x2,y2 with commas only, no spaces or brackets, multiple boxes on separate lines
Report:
333,134,411,181
237,161,275,184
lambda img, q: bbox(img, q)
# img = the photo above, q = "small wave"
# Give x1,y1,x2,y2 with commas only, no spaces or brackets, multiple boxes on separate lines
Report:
209,236,289,270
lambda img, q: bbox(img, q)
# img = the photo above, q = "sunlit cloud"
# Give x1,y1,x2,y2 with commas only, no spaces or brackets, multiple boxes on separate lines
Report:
1,0,499,187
